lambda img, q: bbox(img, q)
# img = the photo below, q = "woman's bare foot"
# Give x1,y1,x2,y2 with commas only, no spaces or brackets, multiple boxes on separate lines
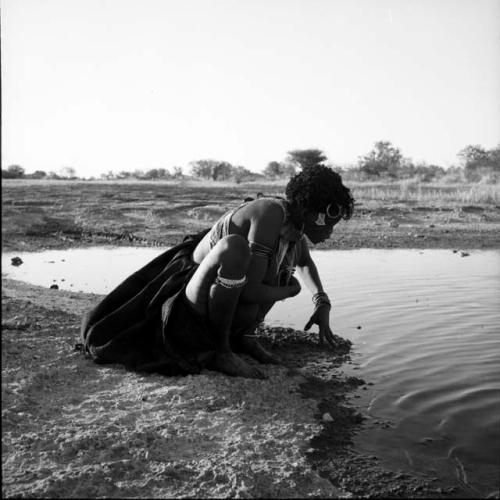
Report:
210,350,266,379
238,336,282,365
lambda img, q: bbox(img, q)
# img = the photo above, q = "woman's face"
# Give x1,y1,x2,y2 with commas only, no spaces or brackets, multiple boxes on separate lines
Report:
302,209,342,244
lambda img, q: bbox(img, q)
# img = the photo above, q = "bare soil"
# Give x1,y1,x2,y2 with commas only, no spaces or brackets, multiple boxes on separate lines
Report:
2,179,500,252
2,180,496,498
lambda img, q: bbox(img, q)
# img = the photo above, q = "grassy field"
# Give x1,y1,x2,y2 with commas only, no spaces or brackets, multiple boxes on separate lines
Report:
348,180,500,204
2,178,500,251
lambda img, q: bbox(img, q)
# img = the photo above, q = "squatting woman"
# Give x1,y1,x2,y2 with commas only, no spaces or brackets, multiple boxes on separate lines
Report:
81,165,354,378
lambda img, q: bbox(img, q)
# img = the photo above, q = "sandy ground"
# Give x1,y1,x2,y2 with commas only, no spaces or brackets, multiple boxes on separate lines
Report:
2,278,448,498
1,279,344,498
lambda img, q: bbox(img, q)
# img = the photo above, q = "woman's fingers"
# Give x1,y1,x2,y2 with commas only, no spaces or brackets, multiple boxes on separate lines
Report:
306,317,339,350
304,316,314,331
318,328,325,345
324,327,338,348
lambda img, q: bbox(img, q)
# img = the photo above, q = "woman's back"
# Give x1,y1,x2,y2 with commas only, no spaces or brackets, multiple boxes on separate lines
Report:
192,197,288,265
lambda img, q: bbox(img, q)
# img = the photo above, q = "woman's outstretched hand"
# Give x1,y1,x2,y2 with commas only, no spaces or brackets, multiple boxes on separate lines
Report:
304,303,339,348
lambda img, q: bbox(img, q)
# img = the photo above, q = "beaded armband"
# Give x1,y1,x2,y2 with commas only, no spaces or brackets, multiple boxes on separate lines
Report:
215,274,247,289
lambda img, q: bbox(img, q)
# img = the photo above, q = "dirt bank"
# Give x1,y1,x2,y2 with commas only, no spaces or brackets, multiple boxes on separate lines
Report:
2,180,500,252
2,278,453,498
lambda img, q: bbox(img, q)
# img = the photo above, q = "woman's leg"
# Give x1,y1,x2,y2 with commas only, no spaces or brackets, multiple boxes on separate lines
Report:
231,303,281,364
185,234,265,378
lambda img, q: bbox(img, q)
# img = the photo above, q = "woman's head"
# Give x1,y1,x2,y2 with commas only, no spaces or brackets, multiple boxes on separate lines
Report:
285,165,355,243
285,165,354,218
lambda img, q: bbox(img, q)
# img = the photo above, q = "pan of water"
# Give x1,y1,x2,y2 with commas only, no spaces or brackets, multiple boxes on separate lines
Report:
2,247,499,497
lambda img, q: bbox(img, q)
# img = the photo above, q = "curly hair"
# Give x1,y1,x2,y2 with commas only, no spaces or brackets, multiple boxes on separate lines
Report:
285,165,355,220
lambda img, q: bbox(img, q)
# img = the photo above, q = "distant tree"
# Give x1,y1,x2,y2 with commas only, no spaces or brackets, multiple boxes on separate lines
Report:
458,144,500,182
212,161,233,181
28,170,47,179
9,164,25,177
157,168,170,179
231,165,255,183
358,141,404,178
131,169,146,179
412,162,445,182
488,144,500,167
286,149,327,170
2,164,25,178
59,166,77,179
263,161,285,179
144,168,160,180
47,171,61,180
100,170,117,180
116,170,133,179
190,159,234,181
139,168,170,180
458,145,489,166
440,166,466,183
171,166,184,179
190,159,217,180
263,161,296,180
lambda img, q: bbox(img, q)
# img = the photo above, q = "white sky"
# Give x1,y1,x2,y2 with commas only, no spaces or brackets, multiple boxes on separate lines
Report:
2,0,499,177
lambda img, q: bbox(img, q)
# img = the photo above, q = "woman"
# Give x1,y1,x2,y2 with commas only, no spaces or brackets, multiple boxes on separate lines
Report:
81,165,354,378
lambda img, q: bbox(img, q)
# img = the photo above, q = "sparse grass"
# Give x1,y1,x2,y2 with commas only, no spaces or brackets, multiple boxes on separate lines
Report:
349,180,500,205
462,183,500,204
3,178,499,206
2,178,500,251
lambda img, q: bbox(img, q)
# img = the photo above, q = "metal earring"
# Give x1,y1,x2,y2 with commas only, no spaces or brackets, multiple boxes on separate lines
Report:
326,203,341,219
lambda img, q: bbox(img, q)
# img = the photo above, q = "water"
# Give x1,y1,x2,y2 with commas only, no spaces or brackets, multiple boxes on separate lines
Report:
2,247,500,496
2,247,166,294
268,249,500,497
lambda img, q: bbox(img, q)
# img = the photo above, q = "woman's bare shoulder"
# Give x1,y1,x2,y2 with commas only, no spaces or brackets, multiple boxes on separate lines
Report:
238,199,285,248
244,197,286,222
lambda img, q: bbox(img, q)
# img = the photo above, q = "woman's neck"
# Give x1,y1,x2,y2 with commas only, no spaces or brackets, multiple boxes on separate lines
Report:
286,200,304,231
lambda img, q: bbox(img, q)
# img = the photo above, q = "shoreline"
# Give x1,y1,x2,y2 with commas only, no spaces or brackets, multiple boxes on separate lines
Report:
2,276,459,498
3,212,500,253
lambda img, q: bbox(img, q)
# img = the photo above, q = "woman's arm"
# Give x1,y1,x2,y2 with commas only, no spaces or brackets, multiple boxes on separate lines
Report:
241,279,300,305
234,200,300,305
295,239,341,347
295,238,325,295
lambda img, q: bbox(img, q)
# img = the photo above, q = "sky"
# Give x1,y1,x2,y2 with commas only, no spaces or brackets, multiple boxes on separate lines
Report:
2,0,499,177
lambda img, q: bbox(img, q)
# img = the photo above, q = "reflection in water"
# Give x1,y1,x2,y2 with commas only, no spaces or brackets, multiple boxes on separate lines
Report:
2,247,500,496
